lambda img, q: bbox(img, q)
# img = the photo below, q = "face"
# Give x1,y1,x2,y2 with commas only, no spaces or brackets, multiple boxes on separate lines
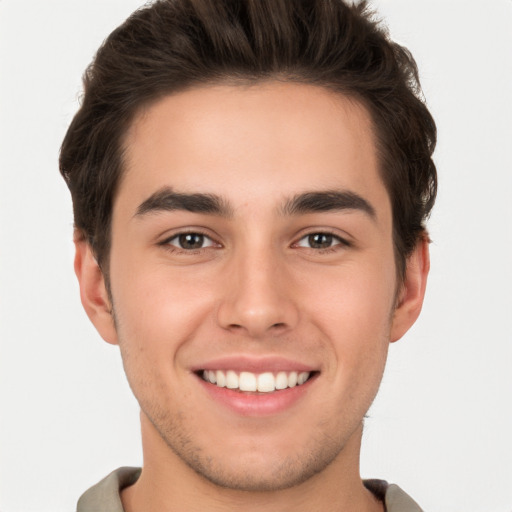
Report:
77,82,427,492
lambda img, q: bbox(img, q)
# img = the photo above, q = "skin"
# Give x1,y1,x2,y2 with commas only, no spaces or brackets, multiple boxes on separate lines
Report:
75,82,429,512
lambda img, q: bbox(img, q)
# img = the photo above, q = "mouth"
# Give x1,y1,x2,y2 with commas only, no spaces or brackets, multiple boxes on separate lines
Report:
199,369,315,393
195,360,319,415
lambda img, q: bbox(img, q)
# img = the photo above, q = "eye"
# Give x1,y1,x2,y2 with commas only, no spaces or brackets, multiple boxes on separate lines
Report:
166,232,216,250
296,232,348,250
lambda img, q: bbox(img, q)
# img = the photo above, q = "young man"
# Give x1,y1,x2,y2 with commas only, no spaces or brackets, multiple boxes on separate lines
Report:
60,0,436,510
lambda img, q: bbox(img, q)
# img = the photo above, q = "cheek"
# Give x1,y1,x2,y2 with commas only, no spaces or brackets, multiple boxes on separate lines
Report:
306,259,396,336
304,260,395,384
110,261,219,360
109,265,219,414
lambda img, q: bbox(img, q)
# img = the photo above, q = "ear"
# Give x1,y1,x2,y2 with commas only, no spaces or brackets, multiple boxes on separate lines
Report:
390,236,430,343
74,234,118,345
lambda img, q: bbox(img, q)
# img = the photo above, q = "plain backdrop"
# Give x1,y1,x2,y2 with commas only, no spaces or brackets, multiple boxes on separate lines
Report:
1,1,511,511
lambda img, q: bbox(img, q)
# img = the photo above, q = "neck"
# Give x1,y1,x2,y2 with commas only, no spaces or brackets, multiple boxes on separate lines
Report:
121,414,383,512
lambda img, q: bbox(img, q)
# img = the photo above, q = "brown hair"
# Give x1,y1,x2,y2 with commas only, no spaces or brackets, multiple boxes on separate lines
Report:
60,0,437,279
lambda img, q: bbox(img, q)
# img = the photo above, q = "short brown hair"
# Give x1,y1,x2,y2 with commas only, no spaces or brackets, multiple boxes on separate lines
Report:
60,0,437,279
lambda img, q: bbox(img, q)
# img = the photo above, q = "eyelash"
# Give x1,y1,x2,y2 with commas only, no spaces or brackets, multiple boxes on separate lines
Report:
159,229,351,255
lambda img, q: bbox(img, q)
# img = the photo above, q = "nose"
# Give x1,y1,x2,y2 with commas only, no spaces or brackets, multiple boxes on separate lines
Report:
216,249,300,338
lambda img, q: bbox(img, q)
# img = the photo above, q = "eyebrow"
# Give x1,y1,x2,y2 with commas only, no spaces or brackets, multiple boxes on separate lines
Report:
135,187,234,218
135,187,376,220
281,190,376,219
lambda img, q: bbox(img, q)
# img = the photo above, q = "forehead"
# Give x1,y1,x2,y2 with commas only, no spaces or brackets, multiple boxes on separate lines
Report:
119,82,388,216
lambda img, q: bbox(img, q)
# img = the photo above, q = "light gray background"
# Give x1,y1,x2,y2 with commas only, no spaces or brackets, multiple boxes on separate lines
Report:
1,1,511,511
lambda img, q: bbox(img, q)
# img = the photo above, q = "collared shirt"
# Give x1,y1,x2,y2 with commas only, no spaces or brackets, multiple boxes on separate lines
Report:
76,467,424,512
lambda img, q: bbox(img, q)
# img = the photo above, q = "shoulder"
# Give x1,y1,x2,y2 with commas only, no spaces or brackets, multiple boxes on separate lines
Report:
365,479,424,512
385,483,424,512
76,467,141,512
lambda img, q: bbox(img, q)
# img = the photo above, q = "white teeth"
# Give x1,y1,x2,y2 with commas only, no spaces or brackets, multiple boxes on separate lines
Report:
257,372,275,392
216,370,226,387
298,372,309,385
202,370,311,392
239,372,257,392
275,371,288,390
226,370,239,389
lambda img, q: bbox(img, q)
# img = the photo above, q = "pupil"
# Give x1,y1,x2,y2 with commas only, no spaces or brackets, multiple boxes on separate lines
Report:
179,233,204,249
309,233,332,249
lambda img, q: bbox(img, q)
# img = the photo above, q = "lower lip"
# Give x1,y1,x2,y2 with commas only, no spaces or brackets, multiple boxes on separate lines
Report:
197,374,317,417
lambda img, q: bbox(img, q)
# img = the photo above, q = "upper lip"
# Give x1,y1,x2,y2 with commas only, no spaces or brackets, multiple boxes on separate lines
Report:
191,355,318,374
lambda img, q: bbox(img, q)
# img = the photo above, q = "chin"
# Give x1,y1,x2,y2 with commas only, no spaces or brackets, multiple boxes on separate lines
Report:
182,449,340,492
154,419,347,493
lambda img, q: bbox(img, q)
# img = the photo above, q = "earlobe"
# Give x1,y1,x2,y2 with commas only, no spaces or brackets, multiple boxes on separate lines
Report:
74,235,118,345
390,236,430,343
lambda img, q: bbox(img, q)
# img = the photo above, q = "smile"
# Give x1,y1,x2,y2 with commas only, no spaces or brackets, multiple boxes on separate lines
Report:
201,370,311,393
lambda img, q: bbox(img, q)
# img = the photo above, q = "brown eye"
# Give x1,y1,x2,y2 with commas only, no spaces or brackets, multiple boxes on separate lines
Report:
307,233,333,249
296,232,348,250
167,233,215,250
179,233,204,249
